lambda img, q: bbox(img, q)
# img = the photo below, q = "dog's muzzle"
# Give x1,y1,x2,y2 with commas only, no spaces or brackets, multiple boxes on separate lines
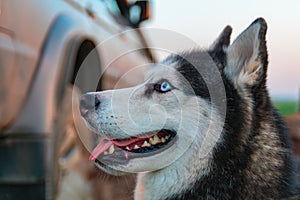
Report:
79,94,100,116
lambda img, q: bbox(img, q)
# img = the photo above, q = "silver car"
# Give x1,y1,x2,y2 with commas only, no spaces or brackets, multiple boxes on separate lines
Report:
0,0,153,199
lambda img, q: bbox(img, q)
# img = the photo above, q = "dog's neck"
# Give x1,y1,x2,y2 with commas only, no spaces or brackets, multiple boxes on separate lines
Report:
134,138,212,200
133,107,298,200
134,161,211,200
134,110,224,200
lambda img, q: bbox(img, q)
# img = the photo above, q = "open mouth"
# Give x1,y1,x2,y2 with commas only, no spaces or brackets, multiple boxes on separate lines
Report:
89,129,176,162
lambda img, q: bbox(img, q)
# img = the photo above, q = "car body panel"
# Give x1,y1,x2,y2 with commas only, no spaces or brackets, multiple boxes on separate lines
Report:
0,0,151,130
0,0,153,198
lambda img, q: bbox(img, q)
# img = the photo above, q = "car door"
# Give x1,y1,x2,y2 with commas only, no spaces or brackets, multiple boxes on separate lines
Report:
0,1,39,130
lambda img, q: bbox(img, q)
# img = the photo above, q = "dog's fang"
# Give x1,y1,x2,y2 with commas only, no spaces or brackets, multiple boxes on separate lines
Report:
154,135,161,144
142,141,151,147
161,137,166,143
150,136,158,145
108,145,115,154
149,135,161,145
134,145,140,149
126,146,131,151
149,137,155,145
165,135,170,140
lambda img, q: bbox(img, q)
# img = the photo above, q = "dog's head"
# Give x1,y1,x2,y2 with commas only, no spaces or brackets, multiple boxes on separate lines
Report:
80,18,268,175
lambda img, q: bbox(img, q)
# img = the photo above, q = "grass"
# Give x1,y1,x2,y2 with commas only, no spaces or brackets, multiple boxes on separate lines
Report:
273,101,298,116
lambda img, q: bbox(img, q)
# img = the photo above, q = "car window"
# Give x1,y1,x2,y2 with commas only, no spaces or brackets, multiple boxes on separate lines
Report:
102,0,121,16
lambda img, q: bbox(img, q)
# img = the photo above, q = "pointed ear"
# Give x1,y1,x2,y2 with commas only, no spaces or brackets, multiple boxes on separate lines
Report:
224,18,268,88
209,25,232,52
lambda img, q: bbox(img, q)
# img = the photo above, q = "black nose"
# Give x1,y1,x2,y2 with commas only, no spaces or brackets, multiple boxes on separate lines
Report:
79,94,100,116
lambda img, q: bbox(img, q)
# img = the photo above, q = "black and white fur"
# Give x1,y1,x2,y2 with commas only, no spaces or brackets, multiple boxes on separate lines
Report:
81,18,300,199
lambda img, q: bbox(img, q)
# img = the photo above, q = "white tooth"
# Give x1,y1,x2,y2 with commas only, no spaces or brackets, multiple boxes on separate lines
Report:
149,137,155,145
134,145,140,149
109,145,115,154
153,135,160,144
161,137,166,143
142,141,150,147
104,151,108,155
165,135,170,140
126,146,131,151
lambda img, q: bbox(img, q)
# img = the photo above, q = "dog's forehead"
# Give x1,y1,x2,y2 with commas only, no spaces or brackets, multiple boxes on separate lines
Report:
163,51,217,98
162,50,220,71
144,50,221,98
145,61,179,81
146,51,210,75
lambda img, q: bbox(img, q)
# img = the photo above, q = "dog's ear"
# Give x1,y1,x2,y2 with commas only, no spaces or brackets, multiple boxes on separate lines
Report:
224,18,268,88
209,25,232,52
209,25,232,70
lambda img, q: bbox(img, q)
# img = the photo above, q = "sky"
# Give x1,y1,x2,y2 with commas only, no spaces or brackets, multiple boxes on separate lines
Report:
145,0,300,101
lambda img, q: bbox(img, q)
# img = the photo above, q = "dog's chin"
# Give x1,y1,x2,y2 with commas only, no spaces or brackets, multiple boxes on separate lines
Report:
95,159,129,176
90,129,179,173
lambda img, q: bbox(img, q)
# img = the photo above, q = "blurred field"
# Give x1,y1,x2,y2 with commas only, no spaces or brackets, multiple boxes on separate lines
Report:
273,101,299,116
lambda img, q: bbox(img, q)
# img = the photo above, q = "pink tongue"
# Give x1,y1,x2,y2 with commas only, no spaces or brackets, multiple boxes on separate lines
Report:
89,140,113,161
111,137,145,147
89,136,151,161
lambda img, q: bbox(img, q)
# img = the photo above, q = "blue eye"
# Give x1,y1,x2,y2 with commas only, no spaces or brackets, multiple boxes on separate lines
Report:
161,81,171,92
154,81,172,93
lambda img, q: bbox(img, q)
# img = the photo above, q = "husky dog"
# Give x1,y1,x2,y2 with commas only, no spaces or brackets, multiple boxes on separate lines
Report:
80,18,300,199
